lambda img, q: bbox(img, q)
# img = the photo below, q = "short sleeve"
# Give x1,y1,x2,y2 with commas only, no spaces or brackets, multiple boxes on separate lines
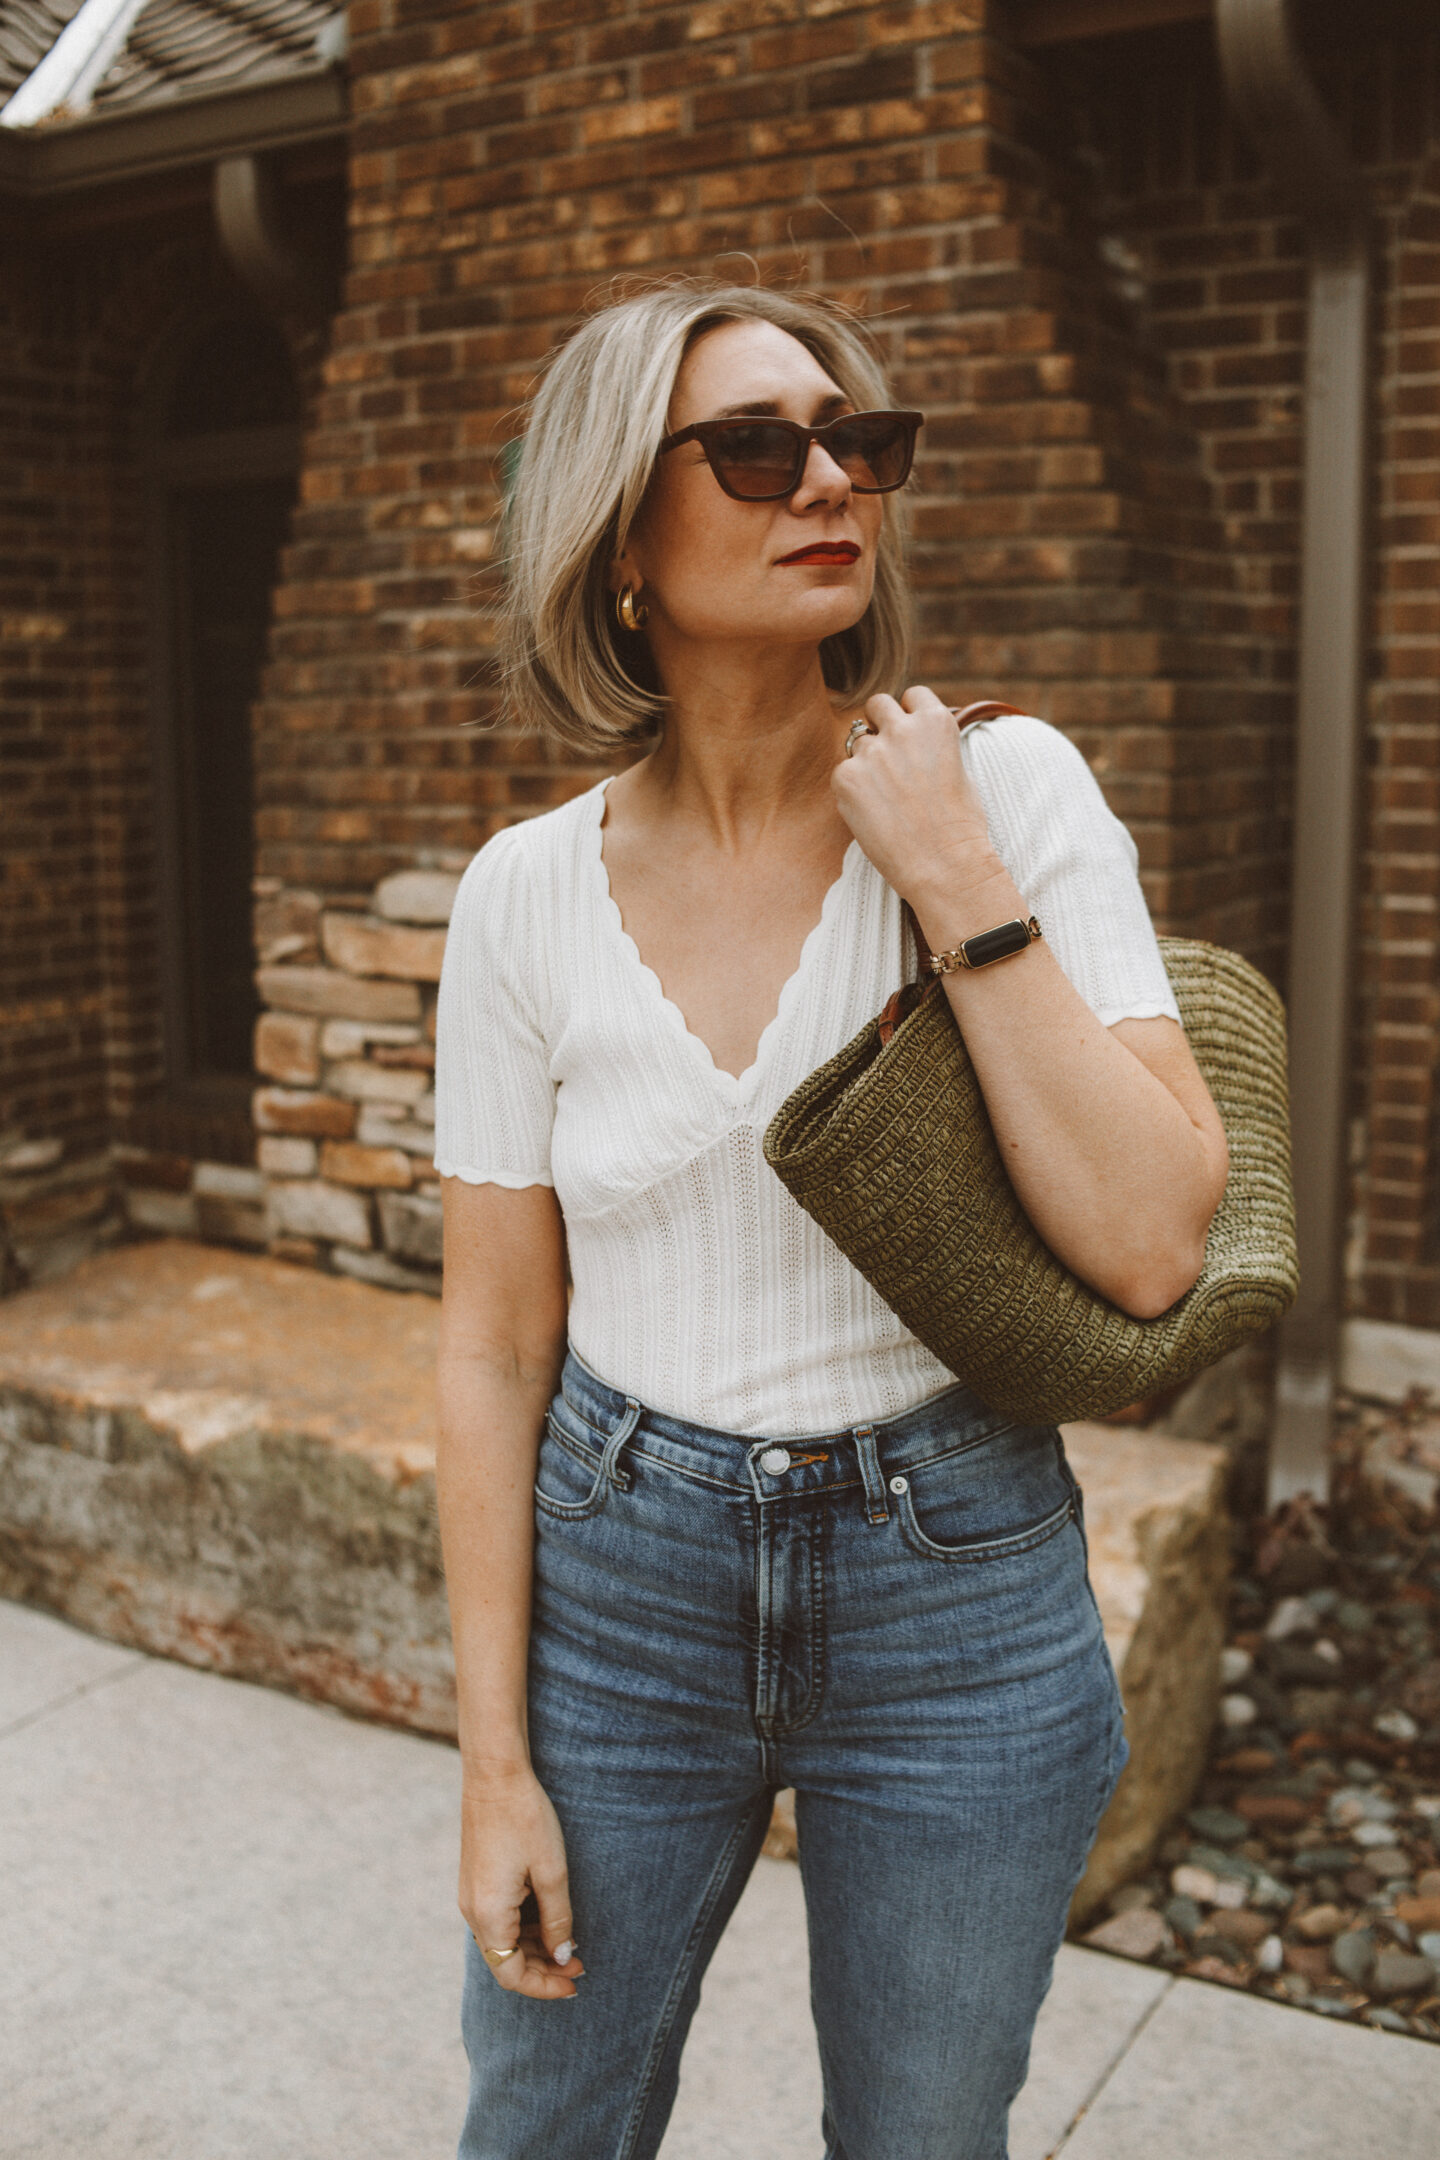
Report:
962,715,1182,1029
432,829,556,1187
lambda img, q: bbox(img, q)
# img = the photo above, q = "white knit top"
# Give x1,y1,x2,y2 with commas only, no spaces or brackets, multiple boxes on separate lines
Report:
434,714,1180,1437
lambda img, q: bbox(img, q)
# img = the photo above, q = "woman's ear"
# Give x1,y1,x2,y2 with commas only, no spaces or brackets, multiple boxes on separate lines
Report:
608,545,642,600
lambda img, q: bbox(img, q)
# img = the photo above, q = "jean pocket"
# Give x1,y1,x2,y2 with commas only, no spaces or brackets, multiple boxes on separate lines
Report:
535,1411,608,1520
894,1426,1077,1564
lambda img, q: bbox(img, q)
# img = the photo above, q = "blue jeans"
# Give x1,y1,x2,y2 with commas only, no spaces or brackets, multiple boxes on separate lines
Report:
458,1350,1127,2160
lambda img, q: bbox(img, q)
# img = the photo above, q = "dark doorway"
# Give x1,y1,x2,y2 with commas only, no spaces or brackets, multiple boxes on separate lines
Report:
146,312,301,1127
168,477,294,1078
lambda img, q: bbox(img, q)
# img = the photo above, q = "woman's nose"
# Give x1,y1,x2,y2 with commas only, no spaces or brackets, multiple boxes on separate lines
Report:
791,440,852,507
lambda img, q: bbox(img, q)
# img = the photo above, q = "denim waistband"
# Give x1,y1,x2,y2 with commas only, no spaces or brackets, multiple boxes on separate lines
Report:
555,1346,1045,1517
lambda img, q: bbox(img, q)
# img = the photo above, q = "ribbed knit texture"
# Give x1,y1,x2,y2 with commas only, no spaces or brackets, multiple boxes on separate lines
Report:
433,714,1181,1437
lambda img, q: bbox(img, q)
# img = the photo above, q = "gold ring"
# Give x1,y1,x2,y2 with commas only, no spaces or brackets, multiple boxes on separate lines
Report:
479,1943,521,1967
844,717,873,758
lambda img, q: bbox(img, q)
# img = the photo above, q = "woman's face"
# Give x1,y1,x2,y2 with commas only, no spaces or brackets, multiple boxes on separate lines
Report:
617,318,884,660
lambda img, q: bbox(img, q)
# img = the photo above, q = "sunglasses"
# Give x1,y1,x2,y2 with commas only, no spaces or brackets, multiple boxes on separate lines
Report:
657,408,923,502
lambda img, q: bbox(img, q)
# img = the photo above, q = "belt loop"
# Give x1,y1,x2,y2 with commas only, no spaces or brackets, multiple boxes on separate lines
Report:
601,1398,642,1490
853,1424,889,1525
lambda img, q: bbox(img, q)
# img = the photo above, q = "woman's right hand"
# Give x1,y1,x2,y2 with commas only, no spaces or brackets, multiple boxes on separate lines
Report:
459,1762,585,1999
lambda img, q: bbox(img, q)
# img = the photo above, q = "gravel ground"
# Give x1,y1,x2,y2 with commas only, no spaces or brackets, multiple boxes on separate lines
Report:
1082,1392,1440,2041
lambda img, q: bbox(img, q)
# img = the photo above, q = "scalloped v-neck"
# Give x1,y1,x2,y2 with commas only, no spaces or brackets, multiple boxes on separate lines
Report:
588,778,861,1102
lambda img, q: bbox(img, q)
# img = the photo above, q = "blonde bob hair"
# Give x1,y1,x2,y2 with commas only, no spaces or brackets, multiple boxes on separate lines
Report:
500,282,912,754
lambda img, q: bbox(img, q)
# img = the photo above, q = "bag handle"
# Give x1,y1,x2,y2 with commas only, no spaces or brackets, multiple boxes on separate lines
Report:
877,700,1028,1047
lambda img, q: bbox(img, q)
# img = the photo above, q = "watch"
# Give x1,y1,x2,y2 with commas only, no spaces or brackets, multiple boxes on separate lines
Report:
927,916,1042,975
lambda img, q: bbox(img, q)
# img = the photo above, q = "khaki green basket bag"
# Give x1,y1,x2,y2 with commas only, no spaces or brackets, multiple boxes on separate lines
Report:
763,764,1298,1427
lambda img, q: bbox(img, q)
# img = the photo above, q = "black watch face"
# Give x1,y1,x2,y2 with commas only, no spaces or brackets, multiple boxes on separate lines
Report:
962,919,1032,968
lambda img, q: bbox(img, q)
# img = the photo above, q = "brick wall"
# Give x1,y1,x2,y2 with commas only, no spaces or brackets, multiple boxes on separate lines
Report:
248,0,1439,1327
0,248,139,1163
0,239,144,1284
252,0,1283,1286
1075,12,1440,1325
1,203,318,1289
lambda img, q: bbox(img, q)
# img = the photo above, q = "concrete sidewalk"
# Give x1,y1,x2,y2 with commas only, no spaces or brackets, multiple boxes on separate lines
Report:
3,1601,1437,2160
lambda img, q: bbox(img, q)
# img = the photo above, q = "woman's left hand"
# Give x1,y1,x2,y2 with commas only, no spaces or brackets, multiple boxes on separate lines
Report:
831,686,1000,910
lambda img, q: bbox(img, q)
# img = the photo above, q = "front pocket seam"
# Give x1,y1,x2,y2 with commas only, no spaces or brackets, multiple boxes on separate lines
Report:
550,1397,611,1450
897,1489,1075,1564
556,1392,621,1447
535,1413,607,1517
892,1420,1023,1478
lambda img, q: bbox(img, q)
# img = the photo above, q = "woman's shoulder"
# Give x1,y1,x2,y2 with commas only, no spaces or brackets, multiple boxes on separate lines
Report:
961,710,1091,785
959,709,1141,891
961,710,1117,827
452,784,605,904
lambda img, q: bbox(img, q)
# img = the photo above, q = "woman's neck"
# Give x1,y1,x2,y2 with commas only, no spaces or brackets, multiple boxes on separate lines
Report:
625,646,848,852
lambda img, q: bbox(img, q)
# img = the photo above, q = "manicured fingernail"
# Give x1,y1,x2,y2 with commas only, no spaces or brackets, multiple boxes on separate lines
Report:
555,1939,574,1966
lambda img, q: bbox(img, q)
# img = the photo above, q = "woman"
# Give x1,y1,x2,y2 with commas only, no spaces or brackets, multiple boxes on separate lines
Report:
433,282,1227,2160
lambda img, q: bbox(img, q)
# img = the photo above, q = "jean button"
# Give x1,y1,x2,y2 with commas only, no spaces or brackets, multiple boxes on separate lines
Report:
760,1447,791,1475
889,1475,909,1494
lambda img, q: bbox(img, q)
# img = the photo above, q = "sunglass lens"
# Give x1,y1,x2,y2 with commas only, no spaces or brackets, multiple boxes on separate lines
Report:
710,423,802,498
830,415,912,491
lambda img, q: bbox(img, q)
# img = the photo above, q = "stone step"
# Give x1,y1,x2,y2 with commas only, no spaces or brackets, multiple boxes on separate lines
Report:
0,1240,1228,1918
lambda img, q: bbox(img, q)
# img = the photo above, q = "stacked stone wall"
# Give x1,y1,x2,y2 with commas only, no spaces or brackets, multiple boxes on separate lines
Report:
253,867,451,1289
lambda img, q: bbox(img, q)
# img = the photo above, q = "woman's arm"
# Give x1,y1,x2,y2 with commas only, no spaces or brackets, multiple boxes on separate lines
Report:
437,1176,583,1998
834,688,1228,1320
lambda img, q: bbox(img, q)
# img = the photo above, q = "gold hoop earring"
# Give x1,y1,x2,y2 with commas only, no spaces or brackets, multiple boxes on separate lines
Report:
616,585,648,632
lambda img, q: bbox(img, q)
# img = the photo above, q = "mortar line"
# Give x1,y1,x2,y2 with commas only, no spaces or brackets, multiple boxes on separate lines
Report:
0,1646,151,1746
1045,1968,1176,2158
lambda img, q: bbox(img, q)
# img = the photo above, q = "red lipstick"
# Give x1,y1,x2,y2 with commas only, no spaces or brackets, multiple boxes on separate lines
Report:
778,541,860,566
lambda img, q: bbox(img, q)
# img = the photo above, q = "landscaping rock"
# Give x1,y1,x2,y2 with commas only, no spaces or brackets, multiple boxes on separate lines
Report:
1187,1804,1248,1845
1330,1930,1376,1987
1370,1949,1437,1999
1164,1894,1201,1939
1295,1904,1347,1941
1210,1907,1270,1948
1082,1907,1169,1960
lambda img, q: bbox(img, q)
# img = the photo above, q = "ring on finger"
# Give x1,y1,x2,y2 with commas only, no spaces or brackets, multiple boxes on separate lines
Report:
478,1942,521,1968
844,716,875,758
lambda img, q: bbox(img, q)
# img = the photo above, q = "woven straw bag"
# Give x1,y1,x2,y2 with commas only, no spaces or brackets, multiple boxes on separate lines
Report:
762,740,1298,1425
